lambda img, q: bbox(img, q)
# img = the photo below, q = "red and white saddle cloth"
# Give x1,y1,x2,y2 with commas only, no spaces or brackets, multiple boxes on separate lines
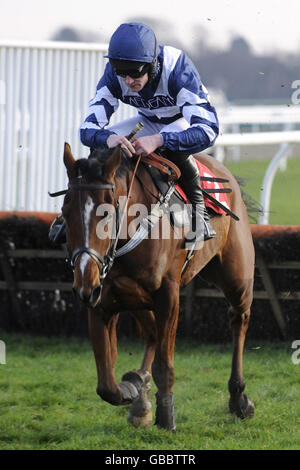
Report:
175,160,231,216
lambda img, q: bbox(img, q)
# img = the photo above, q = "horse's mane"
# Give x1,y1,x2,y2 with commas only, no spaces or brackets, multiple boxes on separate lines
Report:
235,175,264,223
74,148,132,182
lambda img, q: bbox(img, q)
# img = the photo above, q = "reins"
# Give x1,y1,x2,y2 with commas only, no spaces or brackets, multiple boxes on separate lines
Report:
132,139,181,182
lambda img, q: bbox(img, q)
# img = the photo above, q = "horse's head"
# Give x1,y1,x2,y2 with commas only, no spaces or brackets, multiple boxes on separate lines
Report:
62,143,122,307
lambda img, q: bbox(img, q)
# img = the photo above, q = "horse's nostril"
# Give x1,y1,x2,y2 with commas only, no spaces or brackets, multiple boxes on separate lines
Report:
73,286,89,304
72,285,101,307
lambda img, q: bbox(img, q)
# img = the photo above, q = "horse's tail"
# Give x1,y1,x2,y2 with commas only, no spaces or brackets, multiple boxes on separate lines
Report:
235,176,264,223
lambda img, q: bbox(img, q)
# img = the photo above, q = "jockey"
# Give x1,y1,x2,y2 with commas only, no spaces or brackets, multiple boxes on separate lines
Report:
49,22,218,244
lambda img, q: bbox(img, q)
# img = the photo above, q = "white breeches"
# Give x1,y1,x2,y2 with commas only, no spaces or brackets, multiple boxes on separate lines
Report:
108,114,190,138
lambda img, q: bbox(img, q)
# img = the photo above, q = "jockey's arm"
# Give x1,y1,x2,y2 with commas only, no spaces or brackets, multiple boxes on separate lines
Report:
159,52,219,154
80,64,120,149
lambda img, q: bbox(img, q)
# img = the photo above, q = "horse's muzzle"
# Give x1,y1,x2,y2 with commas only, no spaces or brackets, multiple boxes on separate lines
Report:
72,284,102,308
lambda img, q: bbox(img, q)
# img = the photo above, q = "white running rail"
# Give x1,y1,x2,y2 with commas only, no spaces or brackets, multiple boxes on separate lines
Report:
214,132,300,224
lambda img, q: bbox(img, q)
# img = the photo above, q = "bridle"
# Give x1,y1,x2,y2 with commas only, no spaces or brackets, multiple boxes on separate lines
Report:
49,124,144,305
62,148,143,305
68,178,121,286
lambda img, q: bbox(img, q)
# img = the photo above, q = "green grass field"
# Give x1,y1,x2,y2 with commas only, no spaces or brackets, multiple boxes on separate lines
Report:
0,334,299,450
226,156,300,225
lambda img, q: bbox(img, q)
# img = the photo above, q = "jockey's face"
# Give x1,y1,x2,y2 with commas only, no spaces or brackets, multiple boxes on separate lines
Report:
122,73,149,92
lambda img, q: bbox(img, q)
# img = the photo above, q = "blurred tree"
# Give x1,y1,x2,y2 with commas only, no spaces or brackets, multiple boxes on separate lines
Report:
230,36,252,56
124,16,186,50
49,22,300,103
190,34,300,103
51,27,82,41
51,26,105,43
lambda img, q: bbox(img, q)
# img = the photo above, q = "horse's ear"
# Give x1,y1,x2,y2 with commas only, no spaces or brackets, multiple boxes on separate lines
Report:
63,142,76,179
103,146,122,181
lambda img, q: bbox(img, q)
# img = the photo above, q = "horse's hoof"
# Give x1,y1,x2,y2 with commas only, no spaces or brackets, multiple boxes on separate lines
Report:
127,370,153,428
229,394,255,419
129,406,153,428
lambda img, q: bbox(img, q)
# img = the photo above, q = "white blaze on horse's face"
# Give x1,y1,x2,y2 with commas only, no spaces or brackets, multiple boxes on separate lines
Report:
79,195,95,277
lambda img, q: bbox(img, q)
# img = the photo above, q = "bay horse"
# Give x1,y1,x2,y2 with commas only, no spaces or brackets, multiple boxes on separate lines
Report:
61,141,255,430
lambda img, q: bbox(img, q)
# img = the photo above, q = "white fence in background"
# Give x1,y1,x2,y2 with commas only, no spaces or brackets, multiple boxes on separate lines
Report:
213,132,300,224
1,40,300,216
219,105,300,126
0,40,135,212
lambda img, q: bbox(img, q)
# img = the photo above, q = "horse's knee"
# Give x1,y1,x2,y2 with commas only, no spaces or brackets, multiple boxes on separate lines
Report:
228,305,250,329
226,278,253,312
97,370,146,406
227,280,253,327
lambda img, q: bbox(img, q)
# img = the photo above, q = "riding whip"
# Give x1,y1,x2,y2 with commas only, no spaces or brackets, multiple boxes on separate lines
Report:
127,122,144,141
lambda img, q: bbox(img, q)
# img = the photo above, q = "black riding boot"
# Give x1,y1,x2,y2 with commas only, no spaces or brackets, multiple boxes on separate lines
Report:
48,214,66,244
178,155,216,242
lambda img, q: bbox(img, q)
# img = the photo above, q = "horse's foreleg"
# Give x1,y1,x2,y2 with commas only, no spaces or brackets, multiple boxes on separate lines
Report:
88,309,138,406
151,280,180,431
123,310,157,428
134,309,157,373
226,281,255,419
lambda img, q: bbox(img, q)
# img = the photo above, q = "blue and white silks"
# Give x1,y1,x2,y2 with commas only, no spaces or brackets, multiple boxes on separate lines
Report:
80,45,219,154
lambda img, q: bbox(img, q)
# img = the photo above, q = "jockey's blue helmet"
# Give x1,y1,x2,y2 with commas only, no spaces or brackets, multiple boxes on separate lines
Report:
105,22,158,64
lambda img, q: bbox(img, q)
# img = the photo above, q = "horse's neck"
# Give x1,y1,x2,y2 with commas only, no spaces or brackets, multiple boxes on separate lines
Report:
114,165,157,248
116,164,155,207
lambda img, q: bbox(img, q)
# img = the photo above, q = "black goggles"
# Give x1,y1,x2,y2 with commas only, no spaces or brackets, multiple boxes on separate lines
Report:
115,64,149,79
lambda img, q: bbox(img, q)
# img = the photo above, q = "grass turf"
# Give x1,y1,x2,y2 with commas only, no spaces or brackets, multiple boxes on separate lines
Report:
0,333,299,450
226,156,300,225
